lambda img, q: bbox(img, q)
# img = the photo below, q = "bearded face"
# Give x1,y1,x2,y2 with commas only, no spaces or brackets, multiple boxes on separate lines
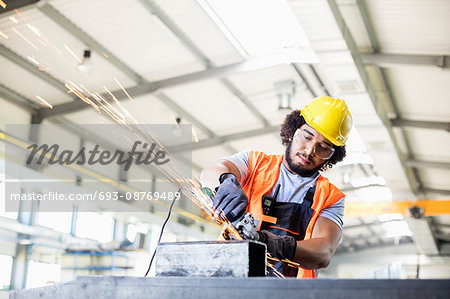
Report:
284,124,332,177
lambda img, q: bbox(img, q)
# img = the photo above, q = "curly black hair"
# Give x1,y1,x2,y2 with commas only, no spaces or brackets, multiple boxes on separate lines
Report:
280,110,346,171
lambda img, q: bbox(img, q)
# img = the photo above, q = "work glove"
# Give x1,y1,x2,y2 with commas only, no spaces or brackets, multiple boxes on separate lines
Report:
257,230,297,260
213,173,249,222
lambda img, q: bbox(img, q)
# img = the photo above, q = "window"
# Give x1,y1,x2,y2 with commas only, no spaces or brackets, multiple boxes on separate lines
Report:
37,212,72,234
76,212,114,243
0,254,12,290
26,260,61,288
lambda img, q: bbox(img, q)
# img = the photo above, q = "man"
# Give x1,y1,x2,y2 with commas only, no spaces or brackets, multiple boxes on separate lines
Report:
200,96,352,278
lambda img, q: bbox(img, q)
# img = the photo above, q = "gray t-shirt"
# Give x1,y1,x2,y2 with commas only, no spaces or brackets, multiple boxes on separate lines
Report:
221,150,344,229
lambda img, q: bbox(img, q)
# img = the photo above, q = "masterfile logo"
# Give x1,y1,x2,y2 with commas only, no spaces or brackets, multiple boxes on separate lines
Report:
26,141,170,171
4,124,193,212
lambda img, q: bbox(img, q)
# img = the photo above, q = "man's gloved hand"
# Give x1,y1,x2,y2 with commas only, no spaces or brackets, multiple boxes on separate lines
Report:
213,173,248,222
257,230,297,260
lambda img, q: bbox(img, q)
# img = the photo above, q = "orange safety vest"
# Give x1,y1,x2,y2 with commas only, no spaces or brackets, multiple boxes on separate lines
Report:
242,151,344,279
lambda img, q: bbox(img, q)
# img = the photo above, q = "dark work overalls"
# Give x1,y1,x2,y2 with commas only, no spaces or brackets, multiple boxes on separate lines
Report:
260,186,316,277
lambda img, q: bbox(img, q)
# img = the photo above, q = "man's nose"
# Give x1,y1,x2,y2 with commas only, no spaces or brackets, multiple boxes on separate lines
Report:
304,142,316,156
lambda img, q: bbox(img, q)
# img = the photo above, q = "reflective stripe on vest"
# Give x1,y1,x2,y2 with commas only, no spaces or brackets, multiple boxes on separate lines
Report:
242,151,344,279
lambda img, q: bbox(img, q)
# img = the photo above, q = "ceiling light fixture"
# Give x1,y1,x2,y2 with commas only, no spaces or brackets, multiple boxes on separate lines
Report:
274,80,295,111
172,116,183,136
78,49,93,73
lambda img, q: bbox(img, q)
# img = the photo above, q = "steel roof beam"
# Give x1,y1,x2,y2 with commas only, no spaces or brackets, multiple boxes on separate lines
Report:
363,53,450,69
353,0,426,194
0,83,39,112
406,159,450,170
166,116,448,153
418,188,450,196
291,63,318,98
40,55,291,117
0,44,69,94
155,93,215,137
391,119,450,132
220,78,270,127
168,124,280,152
309,64,331,96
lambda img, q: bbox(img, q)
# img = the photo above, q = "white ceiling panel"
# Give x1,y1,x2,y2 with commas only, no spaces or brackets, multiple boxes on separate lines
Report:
385,67,450,121
364,0,450,55
418,168,450,193
405,128,450,162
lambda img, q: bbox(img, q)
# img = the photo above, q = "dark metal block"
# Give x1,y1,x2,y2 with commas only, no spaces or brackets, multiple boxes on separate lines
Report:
155,240,266,277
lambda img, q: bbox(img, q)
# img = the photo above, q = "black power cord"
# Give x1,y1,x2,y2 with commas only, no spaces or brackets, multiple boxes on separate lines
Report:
144,188,180,277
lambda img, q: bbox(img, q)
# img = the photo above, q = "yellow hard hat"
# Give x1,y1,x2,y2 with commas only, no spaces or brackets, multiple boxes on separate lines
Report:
300,96,353,146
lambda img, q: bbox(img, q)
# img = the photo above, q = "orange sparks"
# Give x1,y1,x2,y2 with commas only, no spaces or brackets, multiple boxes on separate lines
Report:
0,29,7,39
36,96,53,109
114,77,134,102
267,263,285,279
192,127,199,143
188,183,243,240
64,45,82,63
103,86,134,120
26,23,40,37
65,83,100,113
14,9,27,22
12,27,38,50
102,52,109,58
0,1,6,9
9,16,18,24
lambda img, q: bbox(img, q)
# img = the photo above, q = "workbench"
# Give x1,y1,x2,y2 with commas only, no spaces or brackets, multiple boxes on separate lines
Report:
10,276,450,299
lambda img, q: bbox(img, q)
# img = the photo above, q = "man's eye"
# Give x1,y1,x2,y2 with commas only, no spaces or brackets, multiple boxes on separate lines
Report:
319,144,331,151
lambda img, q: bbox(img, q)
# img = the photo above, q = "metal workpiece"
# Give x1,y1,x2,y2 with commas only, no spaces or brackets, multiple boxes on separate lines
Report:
233,213,259,241
10,276,450,299
155,240,266,277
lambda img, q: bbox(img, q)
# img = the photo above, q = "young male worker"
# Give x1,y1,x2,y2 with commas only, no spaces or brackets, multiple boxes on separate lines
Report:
200,96,353,278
